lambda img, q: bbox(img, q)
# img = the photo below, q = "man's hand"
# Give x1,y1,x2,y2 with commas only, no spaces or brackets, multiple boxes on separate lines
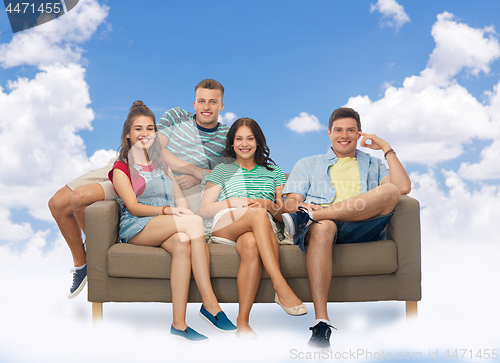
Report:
298,202,322,211
359,132,391,153
175,174,200,190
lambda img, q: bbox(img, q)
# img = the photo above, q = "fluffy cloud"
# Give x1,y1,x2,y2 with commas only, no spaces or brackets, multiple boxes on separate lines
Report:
425,12,500,85
410,169,500,242
346,12,500,167
0,0,108,67
218,112,238,126
285,112,326,134
0,207,35,241
458,139,500,180
458,80,500,180
0,0,114,225
369,0,410,30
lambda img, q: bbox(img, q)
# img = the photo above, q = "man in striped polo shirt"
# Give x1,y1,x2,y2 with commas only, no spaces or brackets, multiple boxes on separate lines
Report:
157,79,229,192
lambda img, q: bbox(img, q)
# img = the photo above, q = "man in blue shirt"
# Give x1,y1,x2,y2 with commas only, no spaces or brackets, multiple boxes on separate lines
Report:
282,107,411,349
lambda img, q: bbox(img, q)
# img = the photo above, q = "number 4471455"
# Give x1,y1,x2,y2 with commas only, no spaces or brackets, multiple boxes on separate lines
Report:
5,2,62,14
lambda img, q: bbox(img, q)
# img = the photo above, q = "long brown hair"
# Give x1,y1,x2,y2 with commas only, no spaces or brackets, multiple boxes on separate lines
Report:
224,118,276,171
117,101,168,175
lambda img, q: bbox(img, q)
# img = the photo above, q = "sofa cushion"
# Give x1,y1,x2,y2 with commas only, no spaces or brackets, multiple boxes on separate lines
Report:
107,239,397,279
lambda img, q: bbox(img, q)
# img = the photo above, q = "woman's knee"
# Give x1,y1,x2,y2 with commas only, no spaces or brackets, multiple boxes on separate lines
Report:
165,232,192,255
237,234,260,261
247,207,269,224
176,214,203,232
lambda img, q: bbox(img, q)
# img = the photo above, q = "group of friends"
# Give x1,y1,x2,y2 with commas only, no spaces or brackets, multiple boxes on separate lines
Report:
48,79,411,348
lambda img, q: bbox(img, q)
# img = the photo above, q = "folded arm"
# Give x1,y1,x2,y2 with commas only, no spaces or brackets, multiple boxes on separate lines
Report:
159,133,208,188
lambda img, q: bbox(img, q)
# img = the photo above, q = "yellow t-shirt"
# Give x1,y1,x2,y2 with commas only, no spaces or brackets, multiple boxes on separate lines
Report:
322,157,362,206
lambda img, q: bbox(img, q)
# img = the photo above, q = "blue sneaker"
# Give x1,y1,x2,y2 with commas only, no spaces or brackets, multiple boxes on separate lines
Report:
199,305,237,332
67,264,87,299
170,325,208,343
308,321,337,349
282,206,320,237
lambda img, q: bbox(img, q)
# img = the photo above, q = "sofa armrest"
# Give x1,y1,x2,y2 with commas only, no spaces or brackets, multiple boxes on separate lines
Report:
385,194,422,301
85,200,119,302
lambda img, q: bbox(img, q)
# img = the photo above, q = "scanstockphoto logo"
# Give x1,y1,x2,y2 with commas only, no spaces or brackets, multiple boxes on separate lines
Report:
3,0,79,33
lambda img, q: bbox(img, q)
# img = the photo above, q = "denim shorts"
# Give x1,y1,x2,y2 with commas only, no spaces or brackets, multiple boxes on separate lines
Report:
295,211,394,252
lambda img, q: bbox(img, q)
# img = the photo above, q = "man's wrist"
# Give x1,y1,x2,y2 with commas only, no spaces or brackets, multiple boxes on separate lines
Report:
384,148,396,158
381,143,392,154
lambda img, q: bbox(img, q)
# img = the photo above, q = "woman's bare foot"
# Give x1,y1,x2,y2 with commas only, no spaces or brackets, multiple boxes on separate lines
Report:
236,318,258,339
236,319,254,333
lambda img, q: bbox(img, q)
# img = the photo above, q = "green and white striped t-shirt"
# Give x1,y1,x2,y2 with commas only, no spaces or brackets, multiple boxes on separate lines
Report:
157,107,229,171
209,162,286,202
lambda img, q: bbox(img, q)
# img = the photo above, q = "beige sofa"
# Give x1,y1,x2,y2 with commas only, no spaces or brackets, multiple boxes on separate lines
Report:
86,186,421,322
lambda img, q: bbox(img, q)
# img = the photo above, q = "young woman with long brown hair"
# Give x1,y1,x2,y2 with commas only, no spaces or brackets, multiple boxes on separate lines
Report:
110,101,236,342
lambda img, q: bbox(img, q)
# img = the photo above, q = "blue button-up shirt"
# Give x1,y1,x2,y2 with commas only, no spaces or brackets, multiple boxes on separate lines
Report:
283,148,389,205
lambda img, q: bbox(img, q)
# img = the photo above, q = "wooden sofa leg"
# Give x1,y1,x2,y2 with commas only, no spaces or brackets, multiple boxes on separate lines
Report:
92,302,103,325
405,301,418,319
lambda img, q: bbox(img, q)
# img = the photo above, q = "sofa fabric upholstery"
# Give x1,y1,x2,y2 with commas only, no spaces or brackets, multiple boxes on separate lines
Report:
86,192,421,306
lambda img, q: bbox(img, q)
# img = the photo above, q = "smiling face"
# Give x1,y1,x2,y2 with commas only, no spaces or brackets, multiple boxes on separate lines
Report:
126,115,156,151
328,117,361,158
193,87,224,128
233,125,257,163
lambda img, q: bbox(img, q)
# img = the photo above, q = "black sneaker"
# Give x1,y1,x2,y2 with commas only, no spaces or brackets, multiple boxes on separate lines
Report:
308,321,336,349
282,206,320,237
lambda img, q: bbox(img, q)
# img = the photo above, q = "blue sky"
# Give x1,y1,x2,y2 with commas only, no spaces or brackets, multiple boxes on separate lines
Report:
1,1,500,362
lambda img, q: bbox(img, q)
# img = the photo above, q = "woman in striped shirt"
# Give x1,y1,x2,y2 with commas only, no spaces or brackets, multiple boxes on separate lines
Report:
200,118,307,338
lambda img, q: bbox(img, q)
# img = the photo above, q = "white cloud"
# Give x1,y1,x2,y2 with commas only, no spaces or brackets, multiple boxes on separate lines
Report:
425,12,500,84
409,169,500,243
370,0,410,30
0,0,114,224
285,112,326,134
458,80,500,180
218,112,238,125
0,207,35,241
0,0,109,68
346,12,500,167
458,139,500,180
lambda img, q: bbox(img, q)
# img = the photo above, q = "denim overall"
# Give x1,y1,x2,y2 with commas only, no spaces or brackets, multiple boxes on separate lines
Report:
118,164,176,243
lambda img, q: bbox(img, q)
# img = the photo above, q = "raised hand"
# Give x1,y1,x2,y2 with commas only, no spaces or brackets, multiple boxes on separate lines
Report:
358,132,390,152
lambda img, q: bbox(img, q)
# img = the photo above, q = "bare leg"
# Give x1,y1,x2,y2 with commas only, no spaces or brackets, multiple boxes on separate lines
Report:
71,183,105,234
212,207,301,308
235,232,262,333
311,184,400,222
160,233,192,331
48,186,86,266
131,214,222,316
306,221,337,320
